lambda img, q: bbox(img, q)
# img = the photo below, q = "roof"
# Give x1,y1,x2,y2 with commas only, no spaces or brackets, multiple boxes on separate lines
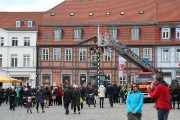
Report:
0,12,44,30
157,0,180,22
41,0,156,25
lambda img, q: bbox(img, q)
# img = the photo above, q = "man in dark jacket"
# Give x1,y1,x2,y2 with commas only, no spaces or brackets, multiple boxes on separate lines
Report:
147,74,170,120
63,85,72,115
106,84,114,108
9,87,17,111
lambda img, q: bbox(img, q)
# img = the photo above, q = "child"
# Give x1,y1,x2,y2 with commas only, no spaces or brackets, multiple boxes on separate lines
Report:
26,96,32,113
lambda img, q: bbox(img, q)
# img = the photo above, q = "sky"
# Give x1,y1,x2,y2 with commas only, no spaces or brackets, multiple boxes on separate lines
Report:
0,0,65,11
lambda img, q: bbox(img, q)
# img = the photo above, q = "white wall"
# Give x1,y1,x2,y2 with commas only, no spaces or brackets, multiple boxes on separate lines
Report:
0,29,38,87
157,46,180,68
156,46,179,84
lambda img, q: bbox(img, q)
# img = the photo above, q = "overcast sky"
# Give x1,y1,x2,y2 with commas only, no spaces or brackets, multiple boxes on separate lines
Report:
0,0,65,11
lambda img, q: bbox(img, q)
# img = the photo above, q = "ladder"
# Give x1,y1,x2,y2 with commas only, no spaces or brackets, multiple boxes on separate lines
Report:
98,33,158,73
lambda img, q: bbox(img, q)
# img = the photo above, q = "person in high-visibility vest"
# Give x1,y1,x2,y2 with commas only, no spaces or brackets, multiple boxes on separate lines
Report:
122,84,128,104
31,87,36,107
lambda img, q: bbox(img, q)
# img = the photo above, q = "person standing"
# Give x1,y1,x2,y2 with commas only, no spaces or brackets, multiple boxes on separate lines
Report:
9,86,17,111
0,87,4,106
15,87,20,107
35,86,45,113
44,87,51,108
53,87,58,106
72,85,81,114
106,84,114,108
147,74,170,120
58,85,63,105
63,85,72,115
119,88,124,105
98,84,106,108
5,88,10,104
126,83,144,120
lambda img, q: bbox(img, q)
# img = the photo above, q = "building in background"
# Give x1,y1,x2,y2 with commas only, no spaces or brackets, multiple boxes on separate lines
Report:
0,12,44,88
1,0,180,87
37,0,159,86
155,1,180,85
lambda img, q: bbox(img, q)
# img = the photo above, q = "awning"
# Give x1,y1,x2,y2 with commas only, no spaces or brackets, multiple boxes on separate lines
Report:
9,74,30,77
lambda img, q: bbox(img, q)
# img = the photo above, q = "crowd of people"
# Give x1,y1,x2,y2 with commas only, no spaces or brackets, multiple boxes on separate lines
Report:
0,82,131,113
0,73,176,120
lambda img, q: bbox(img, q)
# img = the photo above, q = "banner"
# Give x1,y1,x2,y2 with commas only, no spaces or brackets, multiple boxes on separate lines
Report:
118,56,126,77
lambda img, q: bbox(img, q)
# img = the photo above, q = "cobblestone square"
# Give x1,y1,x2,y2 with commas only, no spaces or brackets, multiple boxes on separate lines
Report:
0,99,180,120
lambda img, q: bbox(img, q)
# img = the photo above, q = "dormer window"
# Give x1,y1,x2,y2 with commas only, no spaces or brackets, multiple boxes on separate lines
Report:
120,12,125,15
109,26,118,39
54,27,62,40
175,25,180,40
89,12,93,16
28,21,33,27
70,13,74,16
74,27,82,40
106,12,110,16
16,21,21,27
161,25,171,40
131,26,139,40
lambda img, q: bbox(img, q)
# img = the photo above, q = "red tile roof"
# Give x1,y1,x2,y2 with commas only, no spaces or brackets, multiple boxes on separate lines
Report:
157,0,180,22
41,0,156,25
0,12,44,30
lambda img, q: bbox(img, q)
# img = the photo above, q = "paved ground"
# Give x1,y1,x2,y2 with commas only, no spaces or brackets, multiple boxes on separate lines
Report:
0,99,180,120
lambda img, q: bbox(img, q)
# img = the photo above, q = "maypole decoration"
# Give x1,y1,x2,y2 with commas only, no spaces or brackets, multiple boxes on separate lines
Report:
89,44,111,87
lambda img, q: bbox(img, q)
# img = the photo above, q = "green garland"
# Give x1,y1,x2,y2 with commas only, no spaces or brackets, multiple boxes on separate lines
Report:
89,45,107,55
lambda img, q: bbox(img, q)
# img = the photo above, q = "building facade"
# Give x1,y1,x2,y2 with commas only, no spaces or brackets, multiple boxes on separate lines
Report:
37,0,158,86
0,12,44,88
155,0,180,84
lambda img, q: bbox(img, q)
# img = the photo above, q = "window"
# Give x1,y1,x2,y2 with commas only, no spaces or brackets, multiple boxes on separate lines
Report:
28,21,33,27
11,55,17,67
24,37,30,46
54,27,62,40
109,27,117,39
42,74,51,86
161,27,170,40
0,55,2,67
131,27,139,40
23,55,30,67
143,48,152,61
131,48,139,56
42,48,49,61
91,54,98,67
176,49,180,61
65,48,72,61
12,37,18,46
119,73,127,85
0,37,4,46
79,49,87,61
103,52,111,61
74,27,82,40
162,49,170,62
176,28,180,40
53,48,61,61
16,21,21,27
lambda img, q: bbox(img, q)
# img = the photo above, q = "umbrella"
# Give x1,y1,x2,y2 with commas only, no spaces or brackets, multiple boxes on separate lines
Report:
0,75,22,83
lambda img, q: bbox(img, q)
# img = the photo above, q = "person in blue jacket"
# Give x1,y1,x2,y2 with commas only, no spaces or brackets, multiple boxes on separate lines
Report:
126,83,144,120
